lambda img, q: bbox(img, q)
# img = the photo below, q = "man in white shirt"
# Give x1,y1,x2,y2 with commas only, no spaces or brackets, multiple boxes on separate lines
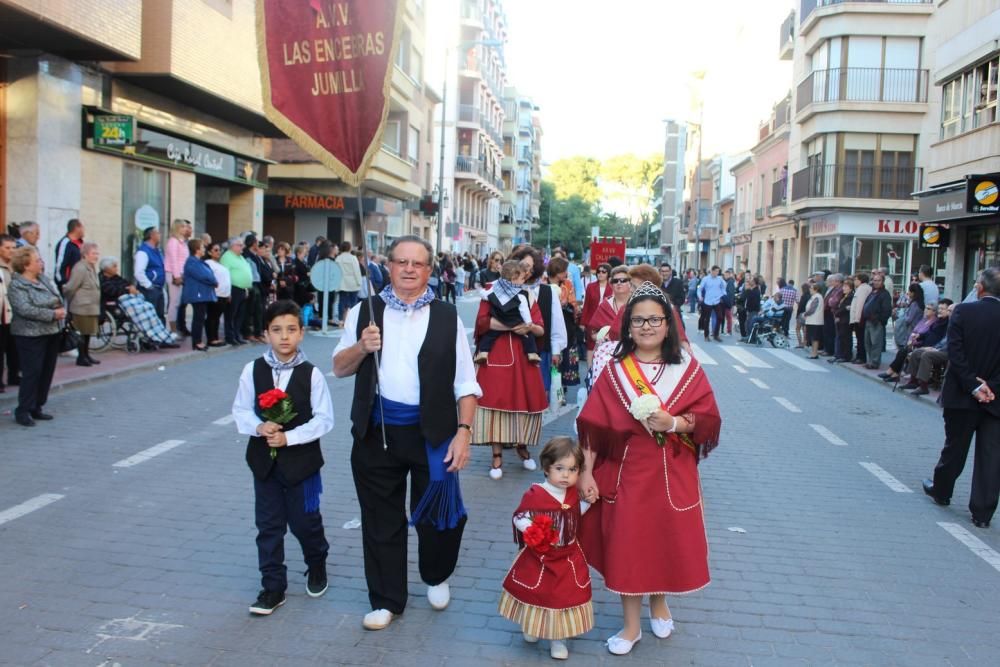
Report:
334,235,481,632
918,264,939,308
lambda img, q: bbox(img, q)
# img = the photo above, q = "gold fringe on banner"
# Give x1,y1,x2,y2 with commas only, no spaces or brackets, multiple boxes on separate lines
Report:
255,0,404,187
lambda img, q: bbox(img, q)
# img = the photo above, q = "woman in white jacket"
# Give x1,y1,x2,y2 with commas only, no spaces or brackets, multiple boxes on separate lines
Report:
334,241,363,324
803,283,826,359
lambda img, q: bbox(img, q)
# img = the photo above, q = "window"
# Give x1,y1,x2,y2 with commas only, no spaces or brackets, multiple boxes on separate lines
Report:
407,125,419,164
940,54,1000,139
410,50,423,83
395,29,411,72
812,237,839,274
942,78,962,138
383,120,401,155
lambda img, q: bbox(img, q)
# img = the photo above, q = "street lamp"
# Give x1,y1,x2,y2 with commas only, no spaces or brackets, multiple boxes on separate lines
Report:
436,38,504,254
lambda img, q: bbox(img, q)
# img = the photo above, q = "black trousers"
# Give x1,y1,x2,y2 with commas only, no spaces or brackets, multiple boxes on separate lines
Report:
822,310,836,355
139,285,165,323
1,322,19,387
206,297,227,342
243,285,263,337
699,302,724,338
934,408,1000,523
13,334,60,418
836,320,854,361
780,309,792,336
190,303,208,346
226,287,248,344
351,422,466,614
853,322,867,362
254,467,329,593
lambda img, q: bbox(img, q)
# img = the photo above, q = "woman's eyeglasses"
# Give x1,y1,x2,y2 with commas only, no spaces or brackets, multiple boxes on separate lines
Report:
610,278,631,285
597,269,608,274
629,316,666,328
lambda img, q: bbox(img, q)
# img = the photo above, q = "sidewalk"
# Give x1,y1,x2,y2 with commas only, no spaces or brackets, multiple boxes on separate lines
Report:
0,341,242,408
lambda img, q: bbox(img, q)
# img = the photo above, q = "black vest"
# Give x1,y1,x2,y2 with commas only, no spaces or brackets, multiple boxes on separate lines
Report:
487,292,525,327
536,284,552,352
245,358,324,485
349,297,458,445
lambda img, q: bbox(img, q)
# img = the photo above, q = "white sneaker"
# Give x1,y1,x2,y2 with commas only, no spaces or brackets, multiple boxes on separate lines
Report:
362,609,394,630
522,458,537,472
523,632,539,643
489,467,503,480
427,581,450,610
607,630,641,655
550,640,569,659
650,616,674,639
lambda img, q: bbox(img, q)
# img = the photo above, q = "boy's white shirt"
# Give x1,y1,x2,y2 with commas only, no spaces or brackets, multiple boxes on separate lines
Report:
482,283,532,324
232,360,335,446
513,481,592,532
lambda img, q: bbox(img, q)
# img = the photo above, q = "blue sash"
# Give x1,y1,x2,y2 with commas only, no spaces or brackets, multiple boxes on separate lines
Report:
372,396,467,531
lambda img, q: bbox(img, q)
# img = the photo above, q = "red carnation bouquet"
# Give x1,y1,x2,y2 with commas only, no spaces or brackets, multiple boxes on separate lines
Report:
522,514,560,554
257,389,298,459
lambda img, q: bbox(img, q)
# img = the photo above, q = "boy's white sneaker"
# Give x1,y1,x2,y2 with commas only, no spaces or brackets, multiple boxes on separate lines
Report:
362,609,394,630
427,581,450,610
550,640,569,659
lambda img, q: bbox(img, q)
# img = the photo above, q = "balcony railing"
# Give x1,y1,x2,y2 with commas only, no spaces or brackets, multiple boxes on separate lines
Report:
799,0,932,26
771,178,788,210
755,207,765,220
779,10,795,57
455,156,501,190
790,165,922,201
458,104,477,122
796,67,928,112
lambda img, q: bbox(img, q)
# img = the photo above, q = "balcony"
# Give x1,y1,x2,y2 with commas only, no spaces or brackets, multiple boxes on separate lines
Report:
754,207,765,221
796,68,928,114
455,156,502,195
799,0,932,28
779,10,795,60
770,178,788,213
790,165,922,202
518,147,532,163
458,104,477,123
459,0,483,26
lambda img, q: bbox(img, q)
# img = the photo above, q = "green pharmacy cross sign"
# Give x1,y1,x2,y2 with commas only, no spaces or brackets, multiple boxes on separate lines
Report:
93,115,135,147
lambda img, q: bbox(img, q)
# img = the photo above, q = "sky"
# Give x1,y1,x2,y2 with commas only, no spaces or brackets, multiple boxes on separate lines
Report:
429,0,796,162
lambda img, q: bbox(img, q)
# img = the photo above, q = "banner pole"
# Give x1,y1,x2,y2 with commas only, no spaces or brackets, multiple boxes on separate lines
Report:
356,185,389,451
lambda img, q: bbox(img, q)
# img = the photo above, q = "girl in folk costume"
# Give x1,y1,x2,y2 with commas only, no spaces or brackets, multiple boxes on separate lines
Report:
577,282,721,656
580,263,612,367
499,437,594,660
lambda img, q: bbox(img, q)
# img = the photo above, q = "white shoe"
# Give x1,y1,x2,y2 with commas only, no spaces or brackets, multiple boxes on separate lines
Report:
489,467,503,480
362,609,394,630
523,632,539,643
650,616,674,639
427,581,450,610
607,630,641,655
550,640,569,659
522,458,537,472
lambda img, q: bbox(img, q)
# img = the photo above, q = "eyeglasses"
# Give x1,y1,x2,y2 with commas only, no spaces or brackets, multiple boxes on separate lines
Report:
629,316,667,329
611,278,631,285
597,269,608,274
392,259,429,269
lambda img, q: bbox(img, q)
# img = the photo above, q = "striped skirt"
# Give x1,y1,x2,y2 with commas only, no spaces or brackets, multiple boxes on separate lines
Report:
498,590,594,640
472,407,543,448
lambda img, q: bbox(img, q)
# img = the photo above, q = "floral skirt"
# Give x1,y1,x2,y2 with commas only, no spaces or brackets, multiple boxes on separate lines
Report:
560,345,580,387
472,407,542,448
498,590,594,640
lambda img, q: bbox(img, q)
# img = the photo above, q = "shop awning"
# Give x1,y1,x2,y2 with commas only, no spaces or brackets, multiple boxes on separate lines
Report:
915,175,998,224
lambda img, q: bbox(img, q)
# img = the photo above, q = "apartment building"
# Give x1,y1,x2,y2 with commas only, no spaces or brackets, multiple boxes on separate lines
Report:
709,154,741,272
779,0,936,293
500,87,540,252
657,119,687,266
435,0,508,256
914,1,1000,299
265,0,440,252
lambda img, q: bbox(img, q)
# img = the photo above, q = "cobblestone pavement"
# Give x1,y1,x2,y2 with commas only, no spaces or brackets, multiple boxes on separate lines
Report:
1,302,999,666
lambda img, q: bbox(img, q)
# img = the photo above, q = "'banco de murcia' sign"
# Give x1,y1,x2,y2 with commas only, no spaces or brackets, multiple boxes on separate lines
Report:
257,0,402,186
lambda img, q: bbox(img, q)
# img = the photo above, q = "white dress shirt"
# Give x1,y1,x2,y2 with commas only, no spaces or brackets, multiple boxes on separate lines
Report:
206,259,232,298
525,283,567,354
333,296,482,405
133,251,152,289
232,361,335,446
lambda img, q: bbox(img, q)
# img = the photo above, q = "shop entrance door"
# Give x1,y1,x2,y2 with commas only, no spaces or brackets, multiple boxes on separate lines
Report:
963,223,1000,297
327,217,344,244
206,204,229,246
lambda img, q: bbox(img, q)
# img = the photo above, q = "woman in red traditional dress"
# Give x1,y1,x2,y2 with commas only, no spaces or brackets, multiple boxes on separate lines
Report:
581,263,612,366
588,265,633,347
577,282,721,656
473,254,549,479
499,437,594,660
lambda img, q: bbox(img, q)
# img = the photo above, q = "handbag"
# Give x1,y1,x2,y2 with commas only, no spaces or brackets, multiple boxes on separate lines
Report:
59,321,81,353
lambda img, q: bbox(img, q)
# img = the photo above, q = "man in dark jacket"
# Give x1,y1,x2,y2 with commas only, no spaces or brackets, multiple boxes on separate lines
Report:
660,263,685,309
861,273,892,369
923,268,1000,528
54,218,85,291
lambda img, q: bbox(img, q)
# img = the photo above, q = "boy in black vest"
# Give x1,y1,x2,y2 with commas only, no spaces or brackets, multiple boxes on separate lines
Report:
232,300,334,615
474,259,540,364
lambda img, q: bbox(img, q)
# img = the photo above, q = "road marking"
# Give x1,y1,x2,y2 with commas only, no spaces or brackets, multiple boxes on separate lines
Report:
687,343,718,366
732,365,748,374
858,462,911,492
720,346,773,368
112,440,187,468
763,348,829,372
212,414,235,426
773,396,801,413
749,378,769,389
0,493,65,526
938,522,1000,573
810,424,848,447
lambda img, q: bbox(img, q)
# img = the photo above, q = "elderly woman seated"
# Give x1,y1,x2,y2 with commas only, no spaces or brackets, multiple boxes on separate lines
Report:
99,257,179,349
879,301,948,383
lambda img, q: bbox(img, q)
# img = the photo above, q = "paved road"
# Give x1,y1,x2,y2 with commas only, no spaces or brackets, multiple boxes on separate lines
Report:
1,300,999,666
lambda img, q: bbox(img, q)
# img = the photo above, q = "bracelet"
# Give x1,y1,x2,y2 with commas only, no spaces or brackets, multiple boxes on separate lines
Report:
666,416,677,433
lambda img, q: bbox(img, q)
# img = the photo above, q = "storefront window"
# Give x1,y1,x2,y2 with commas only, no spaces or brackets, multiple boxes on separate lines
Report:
812,237,838,274
909,243,947,295
964,224,1000,297
853,237,909,295
121,164,170,279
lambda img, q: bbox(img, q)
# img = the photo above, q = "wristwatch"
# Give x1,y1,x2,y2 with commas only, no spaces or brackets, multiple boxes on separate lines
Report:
458,423,472,432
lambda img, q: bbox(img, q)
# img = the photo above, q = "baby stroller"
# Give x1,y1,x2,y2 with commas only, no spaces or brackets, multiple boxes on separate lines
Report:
746,310,791,349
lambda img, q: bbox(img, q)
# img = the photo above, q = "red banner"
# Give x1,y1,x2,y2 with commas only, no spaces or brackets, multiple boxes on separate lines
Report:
590,237,626,269
256,0,402,186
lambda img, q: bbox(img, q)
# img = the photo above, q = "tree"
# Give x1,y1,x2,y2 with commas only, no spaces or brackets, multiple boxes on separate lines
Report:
539,180,602,257
547,157,602,205
599,153,664,228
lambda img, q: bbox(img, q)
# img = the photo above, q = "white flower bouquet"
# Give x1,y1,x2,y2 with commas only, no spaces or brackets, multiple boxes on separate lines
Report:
628,394,666,446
